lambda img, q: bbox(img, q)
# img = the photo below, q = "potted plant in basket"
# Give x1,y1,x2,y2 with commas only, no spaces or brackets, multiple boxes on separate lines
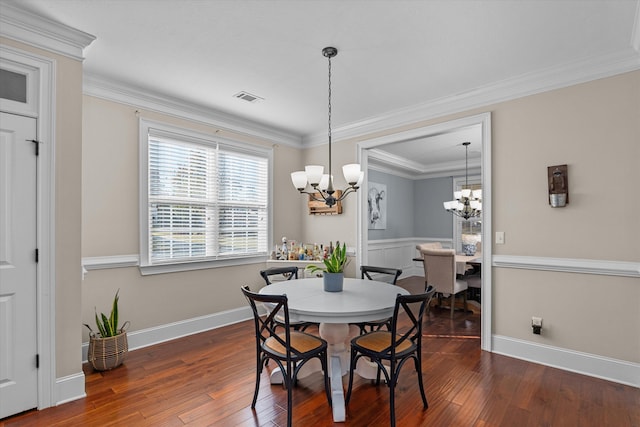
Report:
306,243,349,292
84,289,130,371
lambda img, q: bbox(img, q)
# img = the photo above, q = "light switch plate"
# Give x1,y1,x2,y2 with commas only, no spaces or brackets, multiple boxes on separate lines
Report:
496,231,505,244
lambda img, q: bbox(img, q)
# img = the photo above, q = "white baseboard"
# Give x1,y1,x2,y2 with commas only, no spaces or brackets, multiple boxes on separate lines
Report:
55,372,86,406
82,305,254,362
492,335,640,388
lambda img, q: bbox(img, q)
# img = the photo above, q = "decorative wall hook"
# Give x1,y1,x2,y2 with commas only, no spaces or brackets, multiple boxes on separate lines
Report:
548,164,568,207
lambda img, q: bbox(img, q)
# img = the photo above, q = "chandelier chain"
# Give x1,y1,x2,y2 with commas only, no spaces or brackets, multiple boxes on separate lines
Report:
290,46,361,208
465,142,469,187
327,54,332,179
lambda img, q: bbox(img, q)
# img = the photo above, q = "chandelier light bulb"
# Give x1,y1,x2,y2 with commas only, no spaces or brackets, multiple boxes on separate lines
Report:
291,171,308,190
305,165,324,186
319,174,332,191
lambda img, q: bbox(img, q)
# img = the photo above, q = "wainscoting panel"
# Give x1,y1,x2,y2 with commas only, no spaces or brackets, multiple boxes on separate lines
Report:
367,238,452,278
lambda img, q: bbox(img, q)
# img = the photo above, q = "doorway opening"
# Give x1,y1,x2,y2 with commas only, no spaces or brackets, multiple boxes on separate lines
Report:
355,112,492,351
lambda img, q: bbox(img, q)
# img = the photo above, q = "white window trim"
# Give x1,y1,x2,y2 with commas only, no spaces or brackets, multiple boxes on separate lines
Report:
138,118,273,275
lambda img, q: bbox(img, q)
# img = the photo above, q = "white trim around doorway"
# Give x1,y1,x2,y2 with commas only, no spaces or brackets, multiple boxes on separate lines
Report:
0,44,58,410
356,112,493,351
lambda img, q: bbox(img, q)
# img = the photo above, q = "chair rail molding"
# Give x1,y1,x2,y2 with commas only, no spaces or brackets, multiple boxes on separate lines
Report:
492,255,640,278
82,254,140,270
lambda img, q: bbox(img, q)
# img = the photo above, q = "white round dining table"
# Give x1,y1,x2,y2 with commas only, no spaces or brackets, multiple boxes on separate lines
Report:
259,277,409,423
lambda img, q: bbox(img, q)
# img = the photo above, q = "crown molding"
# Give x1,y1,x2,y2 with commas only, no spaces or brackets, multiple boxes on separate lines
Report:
368,148,428,175
304,49,640,146
83,73,302,147
368,147,481,179
0,2,95,60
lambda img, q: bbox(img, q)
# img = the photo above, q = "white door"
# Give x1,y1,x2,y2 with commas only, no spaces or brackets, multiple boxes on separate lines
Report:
0,112,38,418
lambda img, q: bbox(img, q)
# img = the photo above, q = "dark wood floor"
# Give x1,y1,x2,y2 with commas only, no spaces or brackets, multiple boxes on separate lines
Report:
3,276,639,426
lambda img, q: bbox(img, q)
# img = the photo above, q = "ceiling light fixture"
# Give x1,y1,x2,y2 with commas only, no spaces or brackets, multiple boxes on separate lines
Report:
290,47,363,207
443,142,482,220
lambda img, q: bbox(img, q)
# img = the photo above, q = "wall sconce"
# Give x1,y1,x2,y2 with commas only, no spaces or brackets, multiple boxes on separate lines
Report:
548,164,568,207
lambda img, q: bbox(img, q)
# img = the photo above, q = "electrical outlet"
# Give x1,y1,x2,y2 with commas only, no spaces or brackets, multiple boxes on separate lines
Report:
532,316,543,335
496,231,505,244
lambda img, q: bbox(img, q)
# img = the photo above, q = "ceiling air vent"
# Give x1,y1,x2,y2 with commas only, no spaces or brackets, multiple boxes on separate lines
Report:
233,91,263,103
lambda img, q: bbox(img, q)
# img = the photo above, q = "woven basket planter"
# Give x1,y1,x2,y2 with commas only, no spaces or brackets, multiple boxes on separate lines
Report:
87,322,129,371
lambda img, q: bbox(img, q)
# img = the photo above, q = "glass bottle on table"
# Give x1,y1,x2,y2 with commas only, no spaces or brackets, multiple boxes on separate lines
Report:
280,237,288,260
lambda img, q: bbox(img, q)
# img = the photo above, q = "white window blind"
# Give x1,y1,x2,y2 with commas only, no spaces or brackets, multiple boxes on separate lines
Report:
142,123,269,269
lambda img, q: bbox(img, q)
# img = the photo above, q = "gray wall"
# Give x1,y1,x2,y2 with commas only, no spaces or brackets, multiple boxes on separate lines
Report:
414,176,454,238
367,170,452,240
367,170,414,240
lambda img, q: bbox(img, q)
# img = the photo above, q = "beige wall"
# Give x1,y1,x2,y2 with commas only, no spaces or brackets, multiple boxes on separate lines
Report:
491,71,639,261
1,37,84,378
81,96,304,340
55,49,84,378
350,71,640,363
488,71,639,362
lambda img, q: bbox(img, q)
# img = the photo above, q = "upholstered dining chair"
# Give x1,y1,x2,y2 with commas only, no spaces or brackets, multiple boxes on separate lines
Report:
259,267,316,332
240,286,331,427
352,266,403,334
345,286,436,427
415,242,442,289
415,241,442,252
420,248,468,318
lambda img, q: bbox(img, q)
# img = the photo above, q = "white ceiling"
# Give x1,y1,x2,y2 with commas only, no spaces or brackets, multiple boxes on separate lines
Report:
4,0,639,173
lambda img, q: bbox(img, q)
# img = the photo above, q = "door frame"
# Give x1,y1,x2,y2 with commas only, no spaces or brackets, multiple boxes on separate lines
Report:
1,44,56,409
356,112,492,351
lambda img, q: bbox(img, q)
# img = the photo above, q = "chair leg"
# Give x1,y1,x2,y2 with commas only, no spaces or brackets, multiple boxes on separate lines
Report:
463,291,468,313
414,356,428,409
450,294,455,318
345,349,357,405
285,361,293,427
251,354,263,408
389,372,396,427
321,352,332,407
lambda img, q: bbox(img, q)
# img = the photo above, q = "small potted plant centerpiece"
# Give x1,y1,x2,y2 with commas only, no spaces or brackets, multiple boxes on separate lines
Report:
84,289,130,371
306,243,348,292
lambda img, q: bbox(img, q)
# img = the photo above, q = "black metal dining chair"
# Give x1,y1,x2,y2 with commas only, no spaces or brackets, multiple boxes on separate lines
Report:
240,285,331,427
259,266,317,332
352,265,402,334
345,285,436,427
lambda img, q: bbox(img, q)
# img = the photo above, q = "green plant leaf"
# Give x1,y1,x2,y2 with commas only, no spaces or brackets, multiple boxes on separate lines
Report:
95,310,107,337
101,313,113,337
305,243,348,274
110,289,119,334
90,290,124,337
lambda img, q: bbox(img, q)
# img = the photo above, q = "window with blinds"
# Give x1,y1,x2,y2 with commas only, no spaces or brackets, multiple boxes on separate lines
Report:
140,120,270,273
